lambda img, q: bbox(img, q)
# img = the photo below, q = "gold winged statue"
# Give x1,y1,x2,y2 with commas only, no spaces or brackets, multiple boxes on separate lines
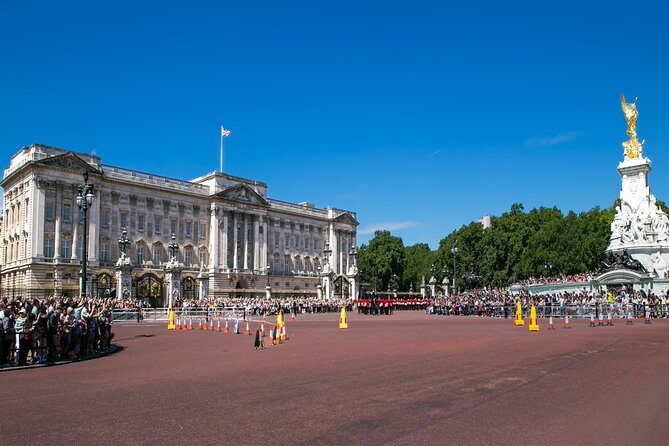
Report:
621,94,644,159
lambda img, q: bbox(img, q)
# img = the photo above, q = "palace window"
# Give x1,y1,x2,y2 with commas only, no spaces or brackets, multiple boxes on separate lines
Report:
171,219,177,235
184,249,193,266
63,204,71,222
120,212,128,229
100,244,108,262
274,232,279,247
61,239,71,259
43,238,54,258
137,246,145,264
153,247,161,265
155,216,161,234
45,202,55,220
138,215,145,231
185,221,192,238
199,250,207,267
101,210,109,227
199,222,206,239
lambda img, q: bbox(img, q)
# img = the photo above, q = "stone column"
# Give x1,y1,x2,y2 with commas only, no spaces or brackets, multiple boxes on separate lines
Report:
349,276,358,301
253,215,259,271
209,205,219,273
31,179,46,259
339,231,344,275
54,214,62,259
262,217,268,272
329,224,338,274
88,189,100,266
243,213,249,271
222,211,229,271
115,258,133,301
165,269,182,309
323,275,331,300
54,184,62,259
71,206,79,260
198,267,209,301
233,212,239,271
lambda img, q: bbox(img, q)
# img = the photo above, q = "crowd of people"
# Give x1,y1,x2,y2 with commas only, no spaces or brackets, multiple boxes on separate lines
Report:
0,296,115,368
429,287,668,319
511,272,593,286
3,276,668,368
175,296,353,317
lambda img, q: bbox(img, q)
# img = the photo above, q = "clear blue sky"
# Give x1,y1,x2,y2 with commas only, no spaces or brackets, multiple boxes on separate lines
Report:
2,1,668,248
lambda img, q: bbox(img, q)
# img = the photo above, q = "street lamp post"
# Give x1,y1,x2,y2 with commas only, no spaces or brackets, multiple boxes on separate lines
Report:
266,264,271,286
451,240,458,296
76,172,95,300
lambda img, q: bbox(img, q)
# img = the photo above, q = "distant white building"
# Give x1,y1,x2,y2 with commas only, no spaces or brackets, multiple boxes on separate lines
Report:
1,144,358,305
477,214,492,229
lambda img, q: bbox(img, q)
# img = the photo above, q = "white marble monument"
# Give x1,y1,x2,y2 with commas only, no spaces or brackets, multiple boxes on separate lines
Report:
607,95,669,276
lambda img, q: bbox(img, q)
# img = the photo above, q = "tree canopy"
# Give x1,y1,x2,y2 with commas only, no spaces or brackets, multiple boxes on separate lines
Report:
358,201,621,291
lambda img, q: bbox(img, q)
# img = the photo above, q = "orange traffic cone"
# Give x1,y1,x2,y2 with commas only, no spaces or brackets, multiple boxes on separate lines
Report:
548,313,555,330
281,324,288,341
182,316,187,330
188,317,193,330
224,319,230,334
563,314,571,329
626,310,634,325
644,309,652,324
217,319,222,332
275,325,282,344
210,319,214,331
175,317,181,330
198,319,203,330
291,310,295,321
268,326,274,345
246,321,251,335
261,323,266,337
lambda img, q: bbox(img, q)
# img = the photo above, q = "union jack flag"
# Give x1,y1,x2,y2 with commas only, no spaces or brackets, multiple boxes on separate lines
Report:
221,126,231,137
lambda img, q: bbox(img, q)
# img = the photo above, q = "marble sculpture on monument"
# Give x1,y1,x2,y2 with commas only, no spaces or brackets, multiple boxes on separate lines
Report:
607,95,669,276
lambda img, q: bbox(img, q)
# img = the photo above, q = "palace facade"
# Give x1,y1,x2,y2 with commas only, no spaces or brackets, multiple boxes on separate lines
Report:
1,144,358,306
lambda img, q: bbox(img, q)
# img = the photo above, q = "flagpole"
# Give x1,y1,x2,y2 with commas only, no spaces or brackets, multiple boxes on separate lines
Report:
220,128,223,173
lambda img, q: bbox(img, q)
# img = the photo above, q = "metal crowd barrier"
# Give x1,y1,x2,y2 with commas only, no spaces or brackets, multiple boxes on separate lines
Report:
429,303,668,319
111,307,248,323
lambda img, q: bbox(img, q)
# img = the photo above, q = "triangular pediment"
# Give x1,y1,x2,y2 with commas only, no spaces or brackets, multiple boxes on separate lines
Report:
333,211,358,225
37,152,102,175
214,183,268,206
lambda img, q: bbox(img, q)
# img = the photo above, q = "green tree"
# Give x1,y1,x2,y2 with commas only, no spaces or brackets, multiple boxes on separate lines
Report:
403,243,434,292
357,230,406,291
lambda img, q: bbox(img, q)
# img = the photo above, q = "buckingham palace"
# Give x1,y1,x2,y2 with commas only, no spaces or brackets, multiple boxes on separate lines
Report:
1,144,359,306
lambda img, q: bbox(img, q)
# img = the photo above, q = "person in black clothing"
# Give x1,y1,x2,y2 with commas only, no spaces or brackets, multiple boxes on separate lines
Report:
2,307,15,366
47,308,60,360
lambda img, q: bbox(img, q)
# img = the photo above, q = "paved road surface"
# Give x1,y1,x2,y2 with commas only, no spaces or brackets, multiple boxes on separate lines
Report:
4,312,669,445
